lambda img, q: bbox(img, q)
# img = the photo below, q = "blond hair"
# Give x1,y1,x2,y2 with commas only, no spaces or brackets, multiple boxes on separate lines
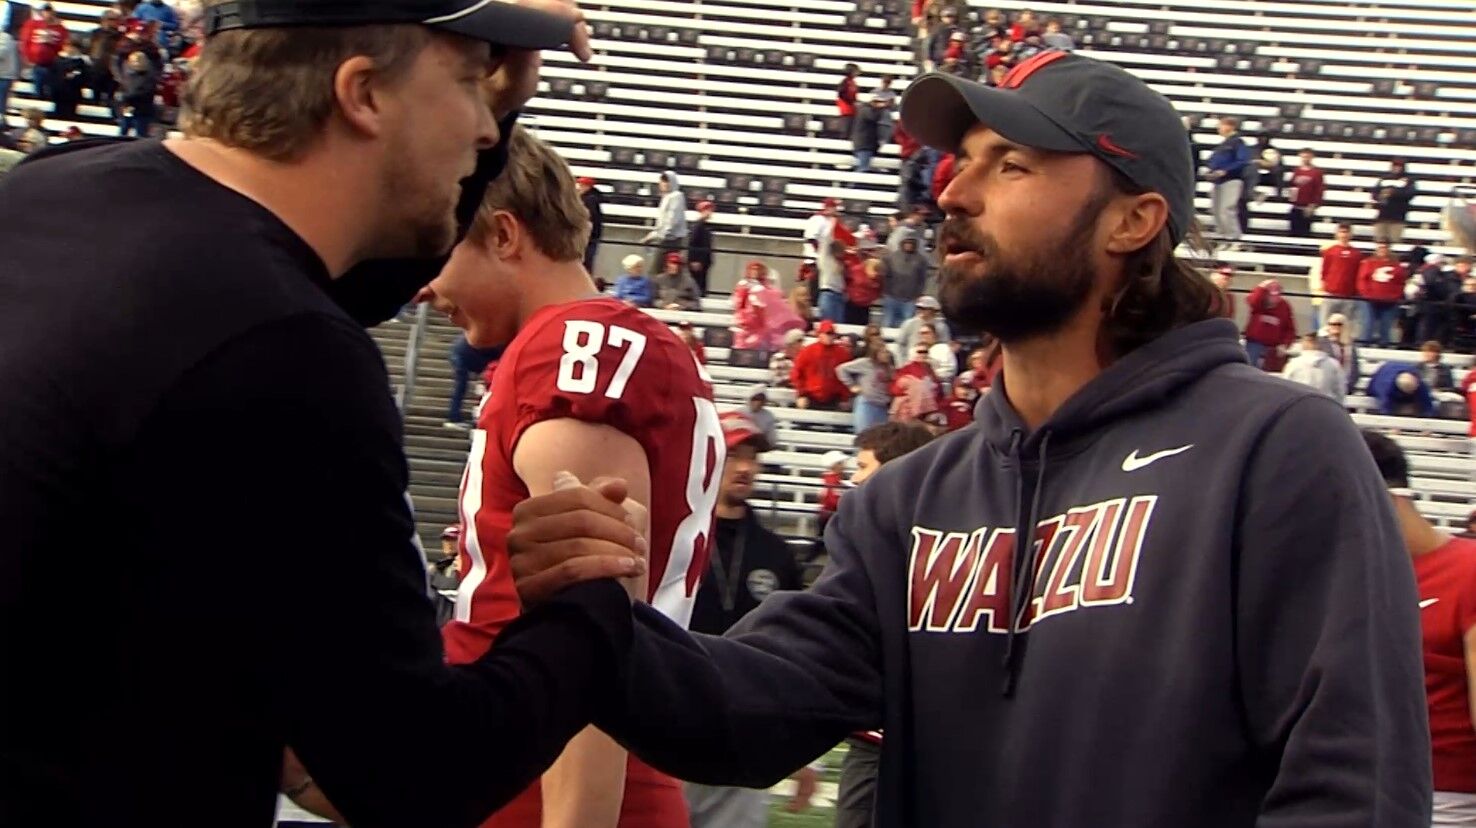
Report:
467,127,591,263
180,9,431,161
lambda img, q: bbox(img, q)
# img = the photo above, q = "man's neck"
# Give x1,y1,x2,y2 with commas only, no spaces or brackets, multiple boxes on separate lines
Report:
163,137,376,278
1397,498,1450,557
715,500,747,520
516,260,600,329
999,308,1111,432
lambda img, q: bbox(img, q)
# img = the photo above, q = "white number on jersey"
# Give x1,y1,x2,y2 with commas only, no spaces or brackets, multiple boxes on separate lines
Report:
652,396,727,627
557,321,649,399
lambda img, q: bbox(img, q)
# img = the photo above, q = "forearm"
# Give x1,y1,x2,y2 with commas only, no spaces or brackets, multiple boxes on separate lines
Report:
541,726,629,828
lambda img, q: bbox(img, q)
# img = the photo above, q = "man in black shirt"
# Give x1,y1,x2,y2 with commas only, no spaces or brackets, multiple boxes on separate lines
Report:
577,174,604,273
0,2,648,827
685,412,803,828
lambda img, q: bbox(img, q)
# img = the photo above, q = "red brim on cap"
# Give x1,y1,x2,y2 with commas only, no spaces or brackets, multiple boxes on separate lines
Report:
900,72,1085,157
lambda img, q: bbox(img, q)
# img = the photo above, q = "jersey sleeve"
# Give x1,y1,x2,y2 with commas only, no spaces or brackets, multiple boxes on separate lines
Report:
507,307,674,455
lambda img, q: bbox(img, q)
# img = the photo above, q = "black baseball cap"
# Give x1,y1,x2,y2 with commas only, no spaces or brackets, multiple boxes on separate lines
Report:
901,52,1195,243
204,0,573,51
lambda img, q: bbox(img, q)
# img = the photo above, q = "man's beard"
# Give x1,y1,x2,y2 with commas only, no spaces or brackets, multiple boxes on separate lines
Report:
935,194,1105,343
377,135,461,261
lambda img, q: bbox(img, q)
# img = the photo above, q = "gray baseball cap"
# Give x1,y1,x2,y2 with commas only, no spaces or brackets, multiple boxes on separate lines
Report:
901,52,1195,242
205,0,573,51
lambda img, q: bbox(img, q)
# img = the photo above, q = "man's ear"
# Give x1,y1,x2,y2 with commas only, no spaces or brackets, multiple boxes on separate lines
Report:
1104,192,1169,255
489,211,523,261
332,56,388,139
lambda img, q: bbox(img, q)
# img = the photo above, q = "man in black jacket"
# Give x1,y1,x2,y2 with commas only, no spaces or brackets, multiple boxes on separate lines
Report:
0,3,649,828
687,199,715,295
577,174,604,273
1371,157,1418,244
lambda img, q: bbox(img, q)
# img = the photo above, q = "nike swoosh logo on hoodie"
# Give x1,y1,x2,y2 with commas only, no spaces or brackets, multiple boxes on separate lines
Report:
1121,445,1195,472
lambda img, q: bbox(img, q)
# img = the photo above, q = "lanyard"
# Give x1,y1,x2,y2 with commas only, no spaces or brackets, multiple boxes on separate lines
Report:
710,521,749,613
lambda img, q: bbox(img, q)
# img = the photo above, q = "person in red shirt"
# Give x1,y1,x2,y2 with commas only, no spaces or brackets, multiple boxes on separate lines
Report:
1242,279,1296,371
1210,264,1236,319
676,321,706,365
20,3,70,103
1319,223,1365,335
1364,430,1476,819
425,129,722,828
836,63,860,137
1287,148,1325,237
941,376,976,431
1357,240,1410,346
888,341,943,422
791,320,854,410
1009,9,1040,41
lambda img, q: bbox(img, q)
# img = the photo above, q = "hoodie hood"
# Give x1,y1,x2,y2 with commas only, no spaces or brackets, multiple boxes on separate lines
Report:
975,318,1248,457
662,171,681,191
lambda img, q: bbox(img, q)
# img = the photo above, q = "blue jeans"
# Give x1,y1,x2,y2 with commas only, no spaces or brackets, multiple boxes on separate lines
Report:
1245,340,1268,369
118,115,152,138
882,297,915,329
30,64,52,101
818,289,846,323
447,337,503,423
1362,301,1398,346
854,149,874,173
0,78,12,116
853,398,889,434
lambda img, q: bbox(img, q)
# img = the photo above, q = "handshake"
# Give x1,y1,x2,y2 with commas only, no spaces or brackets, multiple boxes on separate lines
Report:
510,471,651,605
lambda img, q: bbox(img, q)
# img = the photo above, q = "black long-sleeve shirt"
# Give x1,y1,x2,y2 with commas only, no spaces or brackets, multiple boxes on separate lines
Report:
0,135,632,827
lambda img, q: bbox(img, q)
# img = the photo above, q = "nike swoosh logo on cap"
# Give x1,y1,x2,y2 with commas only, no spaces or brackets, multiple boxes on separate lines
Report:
1420,598,1439,609
1121,445,1195,472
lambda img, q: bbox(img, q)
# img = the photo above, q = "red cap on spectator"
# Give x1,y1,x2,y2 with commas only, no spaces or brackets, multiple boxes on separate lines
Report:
719,412,772,452
697,201,715,212
816,320,837,334
665,252,683,264
821,197,841,209
441,525,461,540
576,176,596,186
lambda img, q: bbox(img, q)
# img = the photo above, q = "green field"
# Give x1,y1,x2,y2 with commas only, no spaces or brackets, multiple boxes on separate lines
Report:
762,745,847,827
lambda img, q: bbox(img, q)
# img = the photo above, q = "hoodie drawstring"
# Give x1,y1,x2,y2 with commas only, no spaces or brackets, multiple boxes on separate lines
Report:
1001,430,1051,697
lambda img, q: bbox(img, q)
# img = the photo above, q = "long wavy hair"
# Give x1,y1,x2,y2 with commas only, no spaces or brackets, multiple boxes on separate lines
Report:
1100,169,1222,355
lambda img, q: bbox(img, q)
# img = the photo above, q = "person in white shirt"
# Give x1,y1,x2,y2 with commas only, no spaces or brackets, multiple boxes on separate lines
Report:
893,296,952,363
803,198,846,322
917,323,955,383
1281,334,1346,401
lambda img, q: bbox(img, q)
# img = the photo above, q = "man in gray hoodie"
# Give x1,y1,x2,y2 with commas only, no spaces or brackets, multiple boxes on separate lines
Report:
878,236,930,328
0,30,18,118
510,54,1431,827
644,170,688,273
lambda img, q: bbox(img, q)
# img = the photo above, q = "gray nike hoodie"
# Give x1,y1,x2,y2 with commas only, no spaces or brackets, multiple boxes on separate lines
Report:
594,317,1432,827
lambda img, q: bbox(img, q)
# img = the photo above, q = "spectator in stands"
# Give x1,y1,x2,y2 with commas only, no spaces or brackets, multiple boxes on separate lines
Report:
1370,158,1417,244
879,236,929,328
0,28,18,117
1409,254,1461,346
941,377,976,431
1458,275,1476,349
1417,341,1456,393
842,255,880,325
939,31,970,76
973,7,1007,43
687,200,715,296
1243,279,1296,371
655,253,701,312
20,3,68,105
1009,8,1040,41
677,321,707,365
818,450,848,531
984,37,1015,75
114,19,162,76
838,340,895,434
1361,429,1476,822
889,341,942,424
616,253,657,308
1318,313,1360,395
804,198,845,321
1287,148,1324,238
791,320,853,410
1207,116,1251,251
86,10,123,107
788,283,814,327
1281,334,1346,400
894,296,951,363
443,336,501,431
130,0,178,48
576,176,603,276
836,62,860,138
745,387,779,448
851,96,886,175
50,39,88,120
770,328,806,388
643,171,688,272
927,6,961,66
915,323,956,383
1369,363,1436,417
886,206,926,252
871,75,896,146
116,50,158,138
14,107,48,154
963,341,1001,393
735,261,804,350
1319,223,1365,332
1357,240,1409,347
1040,17,1074,51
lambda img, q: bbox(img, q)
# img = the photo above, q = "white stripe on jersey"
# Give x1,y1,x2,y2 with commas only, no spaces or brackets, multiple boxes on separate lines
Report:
454,429,490,624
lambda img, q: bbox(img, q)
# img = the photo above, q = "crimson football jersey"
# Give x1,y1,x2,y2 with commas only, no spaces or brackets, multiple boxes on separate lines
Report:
1415,537,1476,794
442,298,724,828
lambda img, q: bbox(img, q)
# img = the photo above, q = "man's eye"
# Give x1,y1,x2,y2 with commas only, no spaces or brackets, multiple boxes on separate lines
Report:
1001,161,1027,173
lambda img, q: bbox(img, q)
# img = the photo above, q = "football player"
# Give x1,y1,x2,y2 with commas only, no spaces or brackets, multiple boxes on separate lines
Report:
428,127,724,828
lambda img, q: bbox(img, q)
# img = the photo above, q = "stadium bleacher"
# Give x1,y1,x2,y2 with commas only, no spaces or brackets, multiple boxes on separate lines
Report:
5,0,1472,544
